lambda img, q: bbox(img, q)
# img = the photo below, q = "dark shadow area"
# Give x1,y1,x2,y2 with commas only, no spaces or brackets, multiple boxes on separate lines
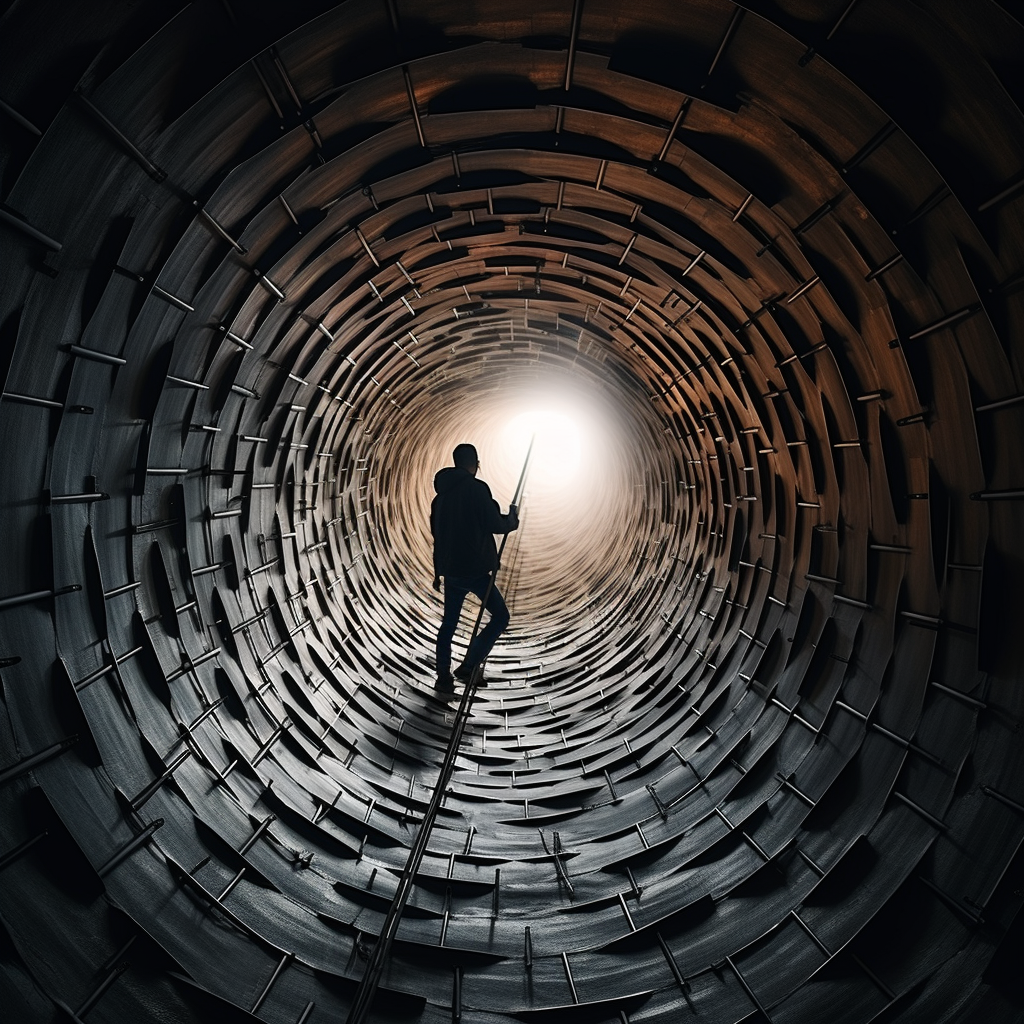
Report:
429,76,540,115
803,835,878,906
608,31,713,97
681,129,792,208
19,785,104,903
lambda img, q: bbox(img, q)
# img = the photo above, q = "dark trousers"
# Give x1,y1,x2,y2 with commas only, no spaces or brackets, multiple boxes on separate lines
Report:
435,573,510,678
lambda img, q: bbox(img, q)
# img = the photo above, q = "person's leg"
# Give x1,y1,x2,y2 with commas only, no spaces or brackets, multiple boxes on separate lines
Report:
459,574,510,673
436,577,470,684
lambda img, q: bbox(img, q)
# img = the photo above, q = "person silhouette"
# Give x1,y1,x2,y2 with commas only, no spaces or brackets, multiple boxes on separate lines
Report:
430,443,519,692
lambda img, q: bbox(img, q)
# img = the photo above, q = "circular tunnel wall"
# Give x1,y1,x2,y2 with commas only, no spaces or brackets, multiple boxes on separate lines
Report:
1,2,1023,1022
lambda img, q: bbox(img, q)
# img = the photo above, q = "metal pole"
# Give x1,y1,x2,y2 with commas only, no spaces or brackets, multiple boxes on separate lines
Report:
344,439,534,1024
460,435,534,673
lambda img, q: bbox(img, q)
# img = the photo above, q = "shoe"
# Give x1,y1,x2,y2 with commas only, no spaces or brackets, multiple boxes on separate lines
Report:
434,674,455,693
454,663,486,686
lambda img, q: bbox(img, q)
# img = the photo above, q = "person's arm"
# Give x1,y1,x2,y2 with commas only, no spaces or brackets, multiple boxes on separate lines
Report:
478,482,519,534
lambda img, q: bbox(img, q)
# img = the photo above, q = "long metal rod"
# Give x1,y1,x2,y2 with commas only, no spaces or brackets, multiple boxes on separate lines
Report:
461,435,534,664
344,439,534,1024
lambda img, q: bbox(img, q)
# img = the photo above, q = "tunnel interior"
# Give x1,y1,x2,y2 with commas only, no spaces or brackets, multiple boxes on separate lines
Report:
2,1,1024,1022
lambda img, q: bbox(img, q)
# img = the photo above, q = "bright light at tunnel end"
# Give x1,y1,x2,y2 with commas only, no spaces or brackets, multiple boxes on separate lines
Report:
477,380,625,518
503,408,585,490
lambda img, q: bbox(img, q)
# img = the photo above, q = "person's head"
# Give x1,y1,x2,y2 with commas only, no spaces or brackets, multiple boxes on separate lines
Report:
453,443,479,476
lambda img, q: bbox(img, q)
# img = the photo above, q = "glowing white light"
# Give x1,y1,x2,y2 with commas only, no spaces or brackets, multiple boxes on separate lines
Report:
502,409,585,489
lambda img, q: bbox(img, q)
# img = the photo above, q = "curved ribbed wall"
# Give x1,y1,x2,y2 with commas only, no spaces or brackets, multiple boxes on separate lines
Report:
1,2,1023,1022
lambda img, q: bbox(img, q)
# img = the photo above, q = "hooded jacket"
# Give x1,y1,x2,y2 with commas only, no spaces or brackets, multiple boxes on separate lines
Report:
431,466,518,578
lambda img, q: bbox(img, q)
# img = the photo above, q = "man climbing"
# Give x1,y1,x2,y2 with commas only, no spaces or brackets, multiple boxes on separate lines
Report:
431,443,519,693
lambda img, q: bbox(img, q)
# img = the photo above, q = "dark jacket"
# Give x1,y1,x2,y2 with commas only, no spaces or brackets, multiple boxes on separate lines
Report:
431,467,518,578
